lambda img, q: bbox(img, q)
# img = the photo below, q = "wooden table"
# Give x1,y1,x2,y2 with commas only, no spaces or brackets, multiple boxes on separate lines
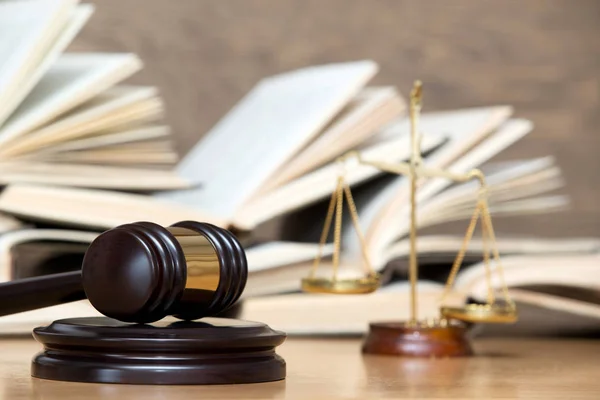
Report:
1,337,598,399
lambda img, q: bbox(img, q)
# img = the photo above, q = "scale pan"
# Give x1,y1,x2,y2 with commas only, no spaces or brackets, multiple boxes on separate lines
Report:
440,303,518,324
301,274,380,294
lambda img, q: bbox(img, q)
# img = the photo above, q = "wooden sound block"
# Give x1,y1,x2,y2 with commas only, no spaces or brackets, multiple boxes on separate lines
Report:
362,320,473,357
31,317,286,385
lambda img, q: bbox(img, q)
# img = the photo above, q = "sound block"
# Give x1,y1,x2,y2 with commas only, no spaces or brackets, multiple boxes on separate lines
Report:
31,317,286,385
362,320,473,357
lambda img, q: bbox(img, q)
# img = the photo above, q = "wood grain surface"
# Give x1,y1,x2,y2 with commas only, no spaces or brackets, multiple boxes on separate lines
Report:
1,337,599,399
69,0,600,237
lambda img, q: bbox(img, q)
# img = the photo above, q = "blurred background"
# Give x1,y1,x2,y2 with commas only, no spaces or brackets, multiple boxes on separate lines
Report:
69,0,600,238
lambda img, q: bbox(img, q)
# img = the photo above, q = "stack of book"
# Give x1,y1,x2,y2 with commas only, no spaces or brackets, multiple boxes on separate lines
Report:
0,0,598,336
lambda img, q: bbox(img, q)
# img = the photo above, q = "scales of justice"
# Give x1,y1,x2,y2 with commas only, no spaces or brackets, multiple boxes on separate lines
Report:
301,81,518,357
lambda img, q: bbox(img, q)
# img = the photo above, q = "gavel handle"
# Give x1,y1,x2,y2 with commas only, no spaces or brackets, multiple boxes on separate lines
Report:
0,271,85,317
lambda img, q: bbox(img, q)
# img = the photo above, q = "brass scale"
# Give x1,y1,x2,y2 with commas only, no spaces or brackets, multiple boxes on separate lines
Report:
301,81,517,326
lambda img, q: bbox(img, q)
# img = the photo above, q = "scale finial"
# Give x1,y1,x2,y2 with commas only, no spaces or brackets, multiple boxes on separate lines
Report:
410,80,423,106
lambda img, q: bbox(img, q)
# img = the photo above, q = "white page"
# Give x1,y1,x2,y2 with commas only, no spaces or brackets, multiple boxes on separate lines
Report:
32,125,170,154
425,157,558,210
0,0,77,124
158,61,378,220
262,86,405,190
456,254,600,301
1,86,159,156
383,235,600,270
0,213,21,235
0,184,222,229
342,106,512,248
0,4,93,127
343,106,512,262
245,241,334,273
233,128,445,229
0,53,142,147
0,162,188,190
366,119,533,268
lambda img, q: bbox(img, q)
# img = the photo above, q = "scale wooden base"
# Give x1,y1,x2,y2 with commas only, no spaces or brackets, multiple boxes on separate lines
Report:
362,320,473,357
32,317,287,385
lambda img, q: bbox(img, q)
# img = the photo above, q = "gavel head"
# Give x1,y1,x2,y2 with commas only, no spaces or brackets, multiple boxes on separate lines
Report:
81,221,247,324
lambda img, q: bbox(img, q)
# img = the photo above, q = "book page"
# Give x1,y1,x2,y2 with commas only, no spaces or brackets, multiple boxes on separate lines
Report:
456,254,600,301
233,127,445,229
0,184,225,230
0,213,22,236
243,262,316,298
0,86,160,157
478,292,600,337
383,235,600,276
421,195,568,230
245,241,333,273
367,119,534,268
418,157,565,226
243,260,371,298
0,0,78,125
34,140,178,166
30,125,170,155
262,87,405,191
510,289,600,320
35,147,178,166
157,61,378,220
337,106,511,263
240,281,459,335
0,53,142,147
0,163,188,190
0,4,93,127
353,107,516,266
426,157,560,208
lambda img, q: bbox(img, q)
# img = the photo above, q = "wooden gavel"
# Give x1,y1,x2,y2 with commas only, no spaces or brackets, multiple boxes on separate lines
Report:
0,221,247,323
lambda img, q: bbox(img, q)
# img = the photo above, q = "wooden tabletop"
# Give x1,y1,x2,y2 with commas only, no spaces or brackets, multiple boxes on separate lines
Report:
1,337,598,399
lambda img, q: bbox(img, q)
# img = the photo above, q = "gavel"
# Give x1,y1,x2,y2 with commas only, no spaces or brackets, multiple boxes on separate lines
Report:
0,220,247,323
1,221,285,386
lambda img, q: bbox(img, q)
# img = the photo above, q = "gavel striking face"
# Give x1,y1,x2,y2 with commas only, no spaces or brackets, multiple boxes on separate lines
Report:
81,221,247,324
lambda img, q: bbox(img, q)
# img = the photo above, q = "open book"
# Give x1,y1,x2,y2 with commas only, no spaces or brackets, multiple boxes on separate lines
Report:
0,59,414,231
0,1,588,336
240,252,600,336
0,0,183,190
0,96,581,335
0,153,571,286
0,104,541,232
0,3,558,235
0,238,335,335
2,250,599,336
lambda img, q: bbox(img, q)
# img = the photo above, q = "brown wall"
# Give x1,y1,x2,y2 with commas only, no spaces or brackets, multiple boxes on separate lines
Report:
70,0,600,238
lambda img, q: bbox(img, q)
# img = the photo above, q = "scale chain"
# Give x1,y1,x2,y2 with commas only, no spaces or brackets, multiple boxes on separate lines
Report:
439,201,482,304
343,183,375,275
332,175,344,281
309,177,340,278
